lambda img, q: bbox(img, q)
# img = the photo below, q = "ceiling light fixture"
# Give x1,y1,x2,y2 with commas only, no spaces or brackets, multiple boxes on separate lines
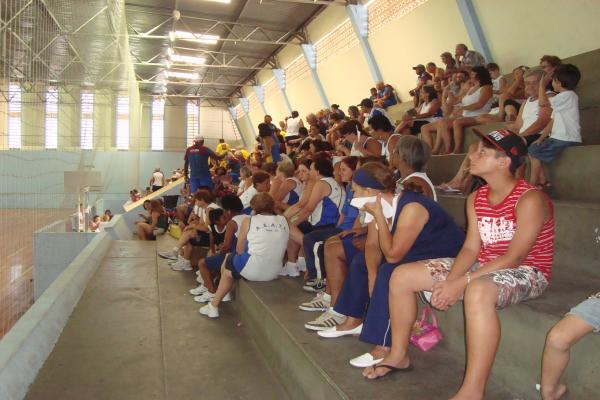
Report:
169,53,206,65
165,70,200,80
169,31,219,45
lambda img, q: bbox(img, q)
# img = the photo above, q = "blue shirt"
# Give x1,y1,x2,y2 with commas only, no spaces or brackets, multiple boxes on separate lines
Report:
185,144,217,178
337,186,359,230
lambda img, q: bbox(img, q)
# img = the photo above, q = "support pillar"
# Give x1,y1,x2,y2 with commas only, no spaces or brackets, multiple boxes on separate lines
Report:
228,106,247,148
346,4,383,83
252,85,268,116
272,68,293,114
301,44,329,108
240,97,257,141
456,0,492,62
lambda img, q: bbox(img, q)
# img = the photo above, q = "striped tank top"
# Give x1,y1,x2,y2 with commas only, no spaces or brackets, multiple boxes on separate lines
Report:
474,179,554,281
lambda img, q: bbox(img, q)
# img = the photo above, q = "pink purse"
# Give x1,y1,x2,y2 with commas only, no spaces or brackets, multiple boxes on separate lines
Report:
410,307,443,351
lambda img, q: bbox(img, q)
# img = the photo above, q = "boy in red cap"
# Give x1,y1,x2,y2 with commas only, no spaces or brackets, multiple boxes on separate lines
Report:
363,130,555,400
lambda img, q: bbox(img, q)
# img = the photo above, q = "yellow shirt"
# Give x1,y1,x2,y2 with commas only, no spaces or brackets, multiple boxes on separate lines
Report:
216,142,230,155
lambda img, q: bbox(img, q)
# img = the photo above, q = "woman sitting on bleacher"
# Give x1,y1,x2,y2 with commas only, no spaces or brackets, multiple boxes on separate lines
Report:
394,85,442,136
282,156,345,277
199,193,289,319
438,66,494,154
335,120,382,158
136,199,168,241
271,160,304,212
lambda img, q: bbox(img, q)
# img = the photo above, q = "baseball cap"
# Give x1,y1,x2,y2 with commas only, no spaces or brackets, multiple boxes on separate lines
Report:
474,129,527,164
194,135,204,142
412,64,425,70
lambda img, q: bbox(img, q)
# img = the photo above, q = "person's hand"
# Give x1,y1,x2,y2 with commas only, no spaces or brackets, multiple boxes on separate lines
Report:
541,71,553,87
431,279,466,310
362,194,384,218
532,136,545,146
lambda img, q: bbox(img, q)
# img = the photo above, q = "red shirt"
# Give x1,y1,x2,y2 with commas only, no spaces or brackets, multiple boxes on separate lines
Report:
475,179,554,281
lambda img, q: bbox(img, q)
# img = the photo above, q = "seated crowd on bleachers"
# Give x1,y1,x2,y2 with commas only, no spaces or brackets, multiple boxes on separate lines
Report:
149,44,596,400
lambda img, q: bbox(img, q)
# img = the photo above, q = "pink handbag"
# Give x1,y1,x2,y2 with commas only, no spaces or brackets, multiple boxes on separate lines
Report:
410,307,443,351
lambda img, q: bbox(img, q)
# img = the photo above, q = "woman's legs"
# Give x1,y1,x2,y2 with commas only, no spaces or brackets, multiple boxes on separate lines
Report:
541,315,594,400
452,117,477,154
198,258,217,293
436,119,453,155
363,261,434,379
323,237,349,306
442,143,477,190
420,121,437,153
210,262,234,308
137,223,153,240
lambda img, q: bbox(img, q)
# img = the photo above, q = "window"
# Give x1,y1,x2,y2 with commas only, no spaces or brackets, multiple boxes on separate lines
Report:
80,91,94,150
116,96,129,150
45,87,59,149
186,100,199,146
151,98,165,150
8,83,21,149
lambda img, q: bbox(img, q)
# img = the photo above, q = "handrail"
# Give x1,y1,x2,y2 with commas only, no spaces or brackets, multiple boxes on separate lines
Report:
123,177,185,213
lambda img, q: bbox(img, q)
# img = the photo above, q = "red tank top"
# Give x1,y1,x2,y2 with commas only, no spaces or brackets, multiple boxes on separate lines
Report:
474,179,554,281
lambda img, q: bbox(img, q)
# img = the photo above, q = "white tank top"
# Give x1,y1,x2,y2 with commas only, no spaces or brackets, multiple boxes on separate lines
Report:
282,177,304,204
520,97,540,134
396,171,437,201
462,86,493,117
418,101,440,123
231,214,248,238
350,135,375,157
286,117,301,136
492,76,502,92
309,177,345,226
382,134,402,159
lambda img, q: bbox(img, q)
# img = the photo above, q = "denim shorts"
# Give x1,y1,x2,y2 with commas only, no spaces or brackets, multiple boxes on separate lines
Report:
568,295,600,332
528,137,578,163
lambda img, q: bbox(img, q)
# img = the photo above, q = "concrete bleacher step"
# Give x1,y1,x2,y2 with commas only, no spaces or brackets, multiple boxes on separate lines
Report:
426,144,600,203
433,192,600,399
238,278,514,400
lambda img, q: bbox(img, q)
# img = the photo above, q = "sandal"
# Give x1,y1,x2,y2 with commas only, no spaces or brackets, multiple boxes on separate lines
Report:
368,363,414,380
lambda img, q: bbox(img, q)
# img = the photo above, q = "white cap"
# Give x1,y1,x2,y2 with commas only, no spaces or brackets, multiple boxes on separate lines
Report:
194,135,204,142
332,156,343,166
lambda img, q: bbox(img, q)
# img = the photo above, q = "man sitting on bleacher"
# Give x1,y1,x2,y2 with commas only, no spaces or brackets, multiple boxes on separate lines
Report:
365,130,554,400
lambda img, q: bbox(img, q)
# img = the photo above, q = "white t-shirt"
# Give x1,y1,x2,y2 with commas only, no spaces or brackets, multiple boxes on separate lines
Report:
549,90,581,142
286,117,301,136
152,171,164,187
520,97,541,134
239,185,258,210
193,202,220,225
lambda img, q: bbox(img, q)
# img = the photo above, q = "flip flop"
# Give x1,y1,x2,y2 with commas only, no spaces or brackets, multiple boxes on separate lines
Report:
369,363,414,380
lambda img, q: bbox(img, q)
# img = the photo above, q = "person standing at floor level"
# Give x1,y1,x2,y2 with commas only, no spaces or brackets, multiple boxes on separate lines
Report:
150,167,165,192
184,135,221,193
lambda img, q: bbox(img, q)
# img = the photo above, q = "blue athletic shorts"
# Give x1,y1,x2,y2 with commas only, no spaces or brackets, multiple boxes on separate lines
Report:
205,253,227,272
189,176,213,193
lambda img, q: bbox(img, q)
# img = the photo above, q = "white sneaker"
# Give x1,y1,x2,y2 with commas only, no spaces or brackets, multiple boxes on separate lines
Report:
195,291,232,303
194,291,215,303
279,262,300,277
305,309,346,331
297,257,307,272
199,303,219,318
299,292,331,312
189,284,207,296
196,275,203,284
158,247,179,260
168,255,184,265
171,259,192,271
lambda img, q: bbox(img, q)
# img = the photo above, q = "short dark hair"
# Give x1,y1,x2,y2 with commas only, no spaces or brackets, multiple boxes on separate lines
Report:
261,162,277,176
540,55,562,68
471,66,492,86
312,157,334,177
209,208,224,224
220,194,243,213
310,140,330,153
421,85,438,101
219,138,225,143
368,114,393,133
298,127,308,136
486,62,500,71
291,110,299,118
553,63,581,90
252,170,271,186
330,113,342,121
360,98,374,108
